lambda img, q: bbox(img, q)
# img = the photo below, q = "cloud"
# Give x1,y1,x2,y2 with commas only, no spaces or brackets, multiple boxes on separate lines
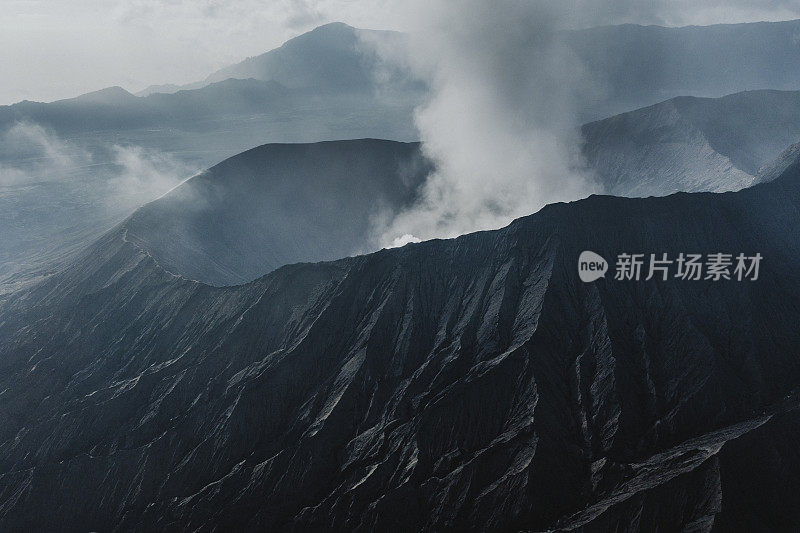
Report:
0,166,29,187
0,122,91,185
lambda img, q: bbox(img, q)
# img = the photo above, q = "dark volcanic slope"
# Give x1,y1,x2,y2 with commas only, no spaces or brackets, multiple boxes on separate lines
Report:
2,153,800,530
582,89,800,196
122,139,431,285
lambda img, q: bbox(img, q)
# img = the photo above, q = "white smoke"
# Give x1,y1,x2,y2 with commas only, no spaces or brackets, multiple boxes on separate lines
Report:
375,0,602,247
0,121,192,209
373,0,800,247
0,122,91,185
388,233,422,248
106,144,193,209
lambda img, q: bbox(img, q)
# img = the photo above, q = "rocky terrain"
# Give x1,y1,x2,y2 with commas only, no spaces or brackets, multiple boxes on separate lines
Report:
1,146,799,530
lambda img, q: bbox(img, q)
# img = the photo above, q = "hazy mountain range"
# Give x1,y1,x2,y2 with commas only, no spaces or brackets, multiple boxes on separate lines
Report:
6,85,800,292
137,22,421,98
1,142,799,531
8,18,800,138
136,19,800,120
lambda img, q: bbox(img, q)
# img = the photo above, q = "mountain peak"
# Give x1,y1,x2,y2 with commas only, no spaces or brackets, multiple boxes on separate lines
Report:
199,20,398,93
309,21,354,32
68,85,137,104
275,20,360,49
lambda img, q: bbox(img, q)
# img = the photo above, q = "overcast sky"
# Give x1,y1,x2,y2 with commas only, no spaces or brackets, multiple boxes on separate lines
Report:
3,0,800,105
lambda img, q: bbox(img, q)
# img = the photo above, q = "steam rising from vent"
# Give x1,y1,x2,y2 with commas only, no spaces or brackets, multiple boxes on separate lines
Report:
106,144,194,209
373,0,602,247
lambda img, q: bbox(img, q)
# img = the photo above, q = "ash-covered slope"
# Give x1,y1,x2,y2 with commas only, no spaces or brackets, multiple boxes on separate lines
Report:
2,154,800,530
582,89,800,196
121,139,431,285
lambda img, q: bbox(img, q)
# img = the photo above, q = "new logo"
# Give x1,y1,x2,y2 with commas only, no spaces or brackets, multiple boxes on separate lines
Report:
578,251,608,282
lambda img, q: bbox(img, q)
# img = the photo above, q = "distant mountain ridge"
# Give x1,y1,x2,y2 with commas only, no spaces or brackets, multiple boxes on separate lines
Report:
136,19,800,119
69,85,138,104
0,23,426,154
582,89,800,196
137,22,419,97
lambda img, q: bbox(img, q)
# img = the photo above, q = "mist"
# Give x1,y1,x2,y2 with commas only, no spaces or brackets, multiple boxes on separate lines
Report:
0,121,195,287
0,122,92,185
0,121,191,206
106,144,194,210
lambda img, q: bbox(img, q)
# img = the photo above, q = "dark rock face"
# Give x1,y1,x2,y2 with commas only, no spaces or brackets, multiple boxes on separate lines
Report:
1,162,800,531
122,139,432,285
